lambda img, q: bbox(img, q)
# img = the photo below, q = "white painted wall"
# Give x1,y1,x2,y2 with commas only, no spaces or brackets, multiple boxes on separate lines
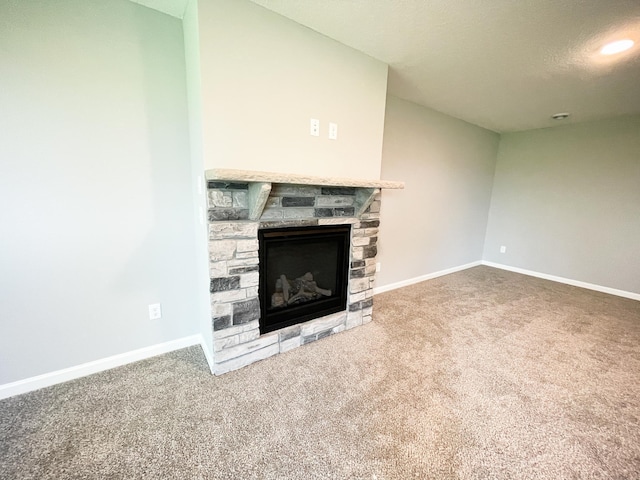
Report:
183,0,214,370
0,0,199,384
483,116,640,294
377,96,499,288
197,0,388,180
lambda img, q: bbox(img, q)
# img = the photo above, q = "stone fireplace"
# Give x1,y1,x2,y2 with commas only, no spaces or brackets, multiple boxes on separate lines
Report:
206,169,403,374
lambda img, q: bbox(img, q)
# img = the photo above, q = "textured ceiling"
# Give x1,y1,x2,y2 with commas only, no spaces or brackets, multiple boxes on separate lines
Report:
135,0,640,132
248,0,640,132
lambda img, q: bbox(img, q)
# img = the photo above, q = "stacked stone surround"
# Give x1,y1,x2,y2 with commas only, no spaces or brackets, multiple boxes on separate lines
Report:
206,171,400,375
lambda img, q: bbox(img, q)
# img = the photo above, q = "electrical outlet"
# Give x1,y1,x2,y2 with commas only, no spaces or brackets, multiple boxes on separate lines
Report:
500,246,507,253
310,118,320,137
148,303,162,320
376,262,381,272
329,122,338,140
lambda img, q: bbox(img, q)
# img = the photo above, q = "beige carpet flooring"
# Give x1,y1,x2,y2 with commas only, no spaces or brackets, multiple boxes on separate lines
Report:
1,266,639,479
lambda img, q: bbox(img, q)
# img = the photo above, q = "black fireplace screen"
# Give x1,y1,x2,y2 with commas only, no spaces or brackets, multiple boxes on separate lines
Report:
258,225,350,334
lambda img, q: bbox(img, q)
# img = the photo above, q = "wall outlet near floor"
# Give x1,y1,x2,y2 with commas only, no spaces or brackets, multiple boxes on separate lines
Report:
148,303,162,320
376,262,381,272
500,246,507,253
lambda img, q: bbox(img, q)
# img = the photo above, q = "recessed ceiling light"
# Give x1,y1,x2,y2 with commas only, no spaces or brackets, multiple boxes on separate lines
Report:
551,113,570,120
600,39,634,55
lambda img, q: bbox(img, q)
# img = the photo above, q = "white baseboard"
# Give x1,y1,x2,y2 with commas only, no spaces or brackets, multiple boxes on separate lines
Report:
373,261,482,295
481,261,640,301
372,260,639,302
200,340,215,374
0,335,205,400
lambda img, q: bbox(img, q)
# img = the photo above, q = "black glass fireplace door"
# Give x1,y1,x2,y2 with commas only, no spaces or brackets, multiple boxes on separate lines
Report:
258,225,350,334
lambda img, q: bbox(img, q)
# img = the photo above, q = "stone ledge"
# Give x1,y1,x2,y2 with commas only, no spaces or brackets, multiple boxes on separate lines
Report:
206,168,404,190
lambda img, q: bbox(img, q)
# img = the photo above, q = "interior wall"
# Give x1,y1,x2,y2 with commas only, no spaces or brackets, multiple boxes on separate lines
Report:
377,96,499,287
197,0,388,180
0,0,199,384
183,0,214,369
483,115,640,294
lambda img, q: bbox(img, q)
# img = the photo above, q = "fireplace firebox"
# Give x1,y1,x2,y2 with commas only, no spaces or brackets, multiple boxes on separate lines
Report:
258,225,351,334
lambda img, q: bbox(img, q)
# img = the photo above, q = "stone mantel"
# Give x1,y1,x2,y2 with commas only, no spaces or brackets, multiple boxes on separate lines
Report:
206,169,404,221
205,168,405,190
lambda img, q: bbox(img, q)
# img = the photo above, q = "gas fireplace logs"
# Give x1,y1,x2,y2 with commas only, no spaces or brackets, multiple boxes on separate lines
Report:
272,272,332,308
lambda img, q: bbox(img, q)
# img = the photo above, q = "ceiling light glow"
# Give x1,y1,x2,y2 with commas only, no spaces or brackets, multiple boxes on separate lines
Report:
600,39,634,55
